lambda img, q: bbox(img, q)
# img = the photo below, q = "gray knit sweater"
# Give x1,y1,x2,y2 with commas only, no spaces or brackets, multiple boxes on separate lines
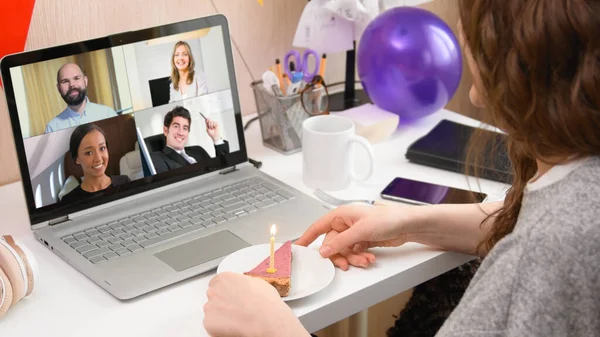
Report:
436,156,600,336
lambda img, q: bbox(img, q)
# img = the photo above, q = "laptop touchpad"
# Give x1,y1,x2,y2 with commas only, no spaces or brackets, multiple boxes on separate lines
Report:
154,230,250,272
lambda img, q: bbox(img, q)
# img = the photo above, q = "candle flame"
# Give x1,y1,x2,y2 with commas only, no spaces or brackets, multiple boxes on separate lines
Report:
270,224,277,236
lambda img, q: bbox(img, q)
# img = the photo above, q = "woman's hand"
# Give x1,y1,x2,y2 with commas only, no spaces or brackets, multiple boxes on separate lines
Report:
203,272,309,337
295,204,417,270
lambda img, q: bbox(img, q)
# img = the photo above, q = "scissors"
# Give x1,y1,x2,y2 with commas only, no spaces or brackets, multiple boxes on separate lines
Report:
284,48,320,83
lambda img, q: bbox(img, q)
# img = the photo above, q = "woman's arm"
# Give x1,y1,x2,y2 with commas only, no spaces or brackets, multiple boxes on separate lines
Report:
297,200,504,270
408,201,502,257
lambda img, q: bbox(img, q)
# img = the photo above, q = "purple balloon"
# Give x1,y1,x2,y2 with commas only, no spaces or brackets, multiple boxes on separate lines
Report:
358,7,462,120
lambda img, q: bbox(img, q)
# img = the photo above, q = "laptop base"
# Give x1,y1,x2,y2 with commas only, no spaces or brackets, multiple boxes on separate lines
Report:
34,166,328,300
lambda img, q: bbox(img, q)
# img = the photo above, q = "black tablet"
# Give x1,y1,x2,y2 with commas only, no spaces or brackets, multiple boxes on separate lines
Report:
405,119,512,184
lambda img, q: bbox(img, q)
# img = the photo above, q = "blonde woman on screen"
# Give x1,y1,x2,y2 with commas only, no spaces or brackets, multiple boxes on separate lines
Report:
168,41,208,103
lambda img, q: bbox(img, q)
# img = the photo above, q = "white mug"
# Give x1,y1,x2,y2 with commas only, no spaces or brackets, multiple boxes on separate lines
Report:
302,115,375,191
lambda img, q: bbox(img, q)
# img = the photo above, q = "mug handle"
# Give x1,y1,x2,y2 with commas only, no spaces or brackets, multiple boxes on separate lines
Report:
348,135,375,183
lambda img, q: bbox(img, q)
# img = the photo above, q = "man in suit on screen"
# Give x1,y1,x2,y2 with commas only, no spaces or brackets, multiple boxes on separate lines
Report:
150,106,229,174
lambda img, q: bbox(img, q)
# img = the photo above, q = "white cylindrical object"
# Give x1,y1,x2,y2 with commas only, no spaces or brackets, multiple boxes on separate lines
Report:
302,115,375,191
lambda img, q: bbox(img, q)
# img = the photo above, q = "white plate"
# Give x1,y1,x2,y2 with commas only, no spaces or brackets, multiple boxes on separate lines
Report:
217,243,335,301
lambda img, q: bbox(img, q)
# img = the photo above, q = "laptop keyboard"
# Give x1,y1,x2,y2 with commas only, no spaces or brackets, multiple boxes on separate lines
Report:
60,177,295,264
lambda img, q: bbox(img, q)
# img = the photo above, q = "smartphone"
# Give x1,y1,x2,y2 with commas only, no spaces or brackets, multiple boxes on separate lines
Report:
380,177,487,205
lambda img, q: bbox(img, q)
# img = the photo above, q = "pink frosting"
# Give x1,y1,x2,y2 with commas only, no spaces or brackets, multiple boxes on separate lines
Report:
245,241,292,278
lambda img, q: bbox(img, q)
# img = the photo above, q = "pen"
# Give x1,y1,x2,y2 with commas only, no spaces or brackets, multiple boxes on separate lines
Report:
276,58,284,93
282,74,290,95
318,53,327,88
319,53,327,78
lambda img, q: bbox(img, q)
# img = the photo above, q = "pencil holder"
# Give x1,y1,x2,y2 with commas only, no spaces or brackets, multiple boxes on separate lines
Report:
251,80,328,154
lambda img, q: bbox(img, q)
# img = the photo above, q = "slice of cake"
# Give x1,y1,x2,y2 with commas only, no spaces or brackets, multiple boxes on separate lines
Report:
244,240,292,297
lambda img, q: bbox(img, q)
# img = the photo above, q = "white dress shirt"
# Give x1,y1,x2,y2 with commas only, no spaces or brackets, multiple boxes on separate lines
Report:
167,146,197,164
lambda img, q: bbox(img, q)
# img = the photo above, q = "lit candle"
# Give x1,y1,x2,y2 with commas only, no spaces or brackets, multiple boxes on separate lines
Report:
267,224,277,274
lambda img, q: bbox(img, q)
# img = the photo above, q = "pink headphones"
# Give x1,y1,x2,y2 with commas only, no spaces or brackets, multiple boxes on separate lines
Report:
0,235,37,317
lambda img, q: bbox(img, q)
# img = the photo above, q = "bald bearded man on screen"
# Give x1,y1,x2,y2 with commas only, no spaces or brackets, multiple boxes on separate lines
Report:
45,63,117,134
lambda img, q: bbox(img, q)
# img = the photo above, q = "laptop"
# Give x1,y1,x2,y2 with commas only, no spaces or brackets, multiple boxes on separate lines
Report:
0,14,329,300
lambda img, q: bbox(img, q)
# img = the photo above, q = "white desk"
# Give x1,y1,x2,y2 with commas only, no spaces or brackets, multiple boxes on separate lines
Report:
0,108,509,336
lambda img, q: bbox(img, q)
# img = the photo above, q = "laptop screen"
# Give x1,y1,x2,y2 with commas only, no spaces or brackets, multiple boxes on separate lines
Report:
0,15,248,225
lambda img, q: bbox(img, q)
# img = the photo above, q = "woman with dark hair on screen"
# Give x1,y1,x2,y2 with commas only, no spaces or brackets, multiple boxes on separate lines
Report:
169,40,208,103
60,123,131,204
202,0,600,336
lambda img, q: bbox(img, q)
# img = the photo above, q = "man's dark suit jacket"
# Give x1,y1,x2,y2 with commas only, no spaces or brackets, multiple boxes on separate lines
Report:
150,141,230,174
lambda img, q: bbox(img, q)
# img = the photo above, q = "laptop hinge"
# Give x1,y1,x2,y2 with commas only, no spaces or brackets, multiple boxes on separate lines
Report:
48,215,70,226
219,165,238,175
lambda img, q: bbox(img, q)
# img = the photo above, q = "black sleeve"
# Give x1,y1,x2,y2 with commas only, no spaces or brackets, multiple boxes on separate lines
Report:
150,152,169,174
214,140,230,156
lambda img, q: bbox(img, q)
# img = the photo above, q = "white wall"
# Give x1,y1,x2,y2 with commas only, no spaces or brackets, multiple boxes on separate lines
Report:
382,0,433,9
111,46,134,113
134,89,239,158
9,67,31,139
24,127,74,207
123,26,230,111
25,126,72,179
199,26,230,93
122,45,145,112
